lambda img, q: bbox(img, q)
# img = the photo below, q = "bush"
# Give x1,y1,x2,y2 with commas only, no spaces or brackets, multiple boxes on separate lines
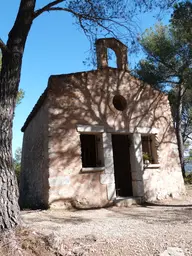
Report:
184,173,192,184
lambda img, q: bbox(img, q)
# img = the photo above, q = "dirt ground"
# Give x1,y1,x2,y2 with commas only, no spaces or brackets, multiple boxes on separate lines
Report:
21,185,192,256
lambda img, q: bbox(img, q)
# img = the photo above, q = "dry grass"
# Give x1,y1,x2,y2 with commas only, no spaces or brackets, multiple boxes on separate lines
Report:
0,226,91,256
0,227,56,256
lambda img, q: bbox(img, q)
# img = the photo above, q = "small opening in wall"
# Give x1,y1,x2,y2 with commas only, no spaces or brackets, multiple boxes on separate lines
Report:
142,135,158,164
113,95,127,111
80,134,104,168
107,48,117,68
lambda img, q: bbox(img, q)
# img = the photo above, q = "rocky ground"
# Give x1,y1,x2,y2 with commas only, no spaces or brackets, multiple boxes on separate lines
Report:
20,185,192,255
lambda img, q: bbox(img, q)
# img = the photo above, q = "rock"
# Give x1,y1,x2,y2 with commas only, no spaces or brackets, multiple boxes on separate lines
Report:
160,247,185,256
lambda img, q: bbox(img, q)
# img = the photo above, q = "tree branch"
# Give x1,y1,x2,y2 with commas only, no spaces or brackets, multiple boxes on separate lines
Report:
34,6,133,37
33,0,136,45
186,134,192,141
34,0,65,18
0,38,8,53
35,6,131,41
159,80,180,85
34,5,104,23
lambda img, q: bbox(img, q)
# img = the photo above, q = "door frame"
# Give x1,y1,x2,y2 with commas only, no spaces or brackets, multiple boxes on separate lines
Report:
111,133,133,197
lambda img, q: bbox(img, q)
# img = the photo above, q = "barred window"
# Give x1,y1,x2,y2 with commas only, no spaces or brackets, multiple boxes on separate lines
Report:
141,135,158,164
80,134,104,168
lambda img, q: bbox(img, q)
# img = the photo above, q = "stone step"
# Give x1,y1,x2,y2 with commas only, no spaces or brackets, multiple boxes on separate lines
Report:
114,197,143,207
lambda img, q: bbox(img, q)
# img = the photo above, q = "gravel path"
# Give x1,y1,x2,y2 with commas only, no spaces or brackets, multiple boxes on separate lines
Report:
21,186,192,255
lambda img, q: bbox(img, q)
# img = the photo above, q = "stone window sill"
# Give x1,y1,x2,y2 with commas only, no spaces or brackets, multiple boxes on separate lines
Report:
81,167,105,173
77,125,104,133
144,164,160,169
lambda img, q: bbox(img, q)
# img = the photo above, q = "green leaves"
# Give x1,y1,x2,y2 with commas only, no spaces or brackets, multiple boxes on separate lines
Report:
134,1,192,174
171,1,192,43
16,89,25,106
135,1,192,91
13,147,22,184
141,24,175,60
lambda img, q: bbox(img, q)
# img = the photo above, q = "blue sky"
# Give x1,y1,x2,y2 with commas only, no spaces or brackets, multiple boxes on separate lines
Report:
0,1,170,155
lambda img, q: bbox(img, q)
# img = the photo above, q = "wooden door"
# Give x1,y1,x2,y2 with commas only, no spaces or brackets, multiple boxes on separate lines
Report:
112,135,133,197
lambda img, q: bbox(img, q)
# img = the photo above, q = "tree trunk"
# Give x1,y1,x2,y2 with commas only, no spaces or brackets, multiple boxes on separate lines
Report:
0,57,22,230
0,0,36,231
0,100,20,231
175,84,186,178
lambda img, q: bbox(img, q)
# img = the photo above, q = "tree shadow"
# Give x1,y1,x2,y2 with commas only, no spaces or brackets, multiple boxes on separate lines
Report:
22,212,91,226
143,202,192,208
19,65,183,209
107,205,192,224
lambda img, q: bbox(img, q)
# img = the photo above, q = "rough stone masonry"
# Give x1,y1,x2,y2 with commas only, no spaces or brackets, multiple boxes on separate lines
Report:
19,38,185,209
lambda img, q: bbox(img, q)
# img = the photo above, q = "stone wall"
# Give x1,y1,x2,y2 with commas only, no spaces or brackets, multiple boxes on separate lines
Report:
19,100,49,209
47,110,109,208
96,38,128,70
20,38,185,209
47,68,185,206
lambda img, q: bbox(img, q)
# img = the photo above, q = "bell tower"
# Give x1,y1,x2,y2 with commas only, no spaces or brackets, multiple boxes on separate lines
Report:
96,38,128,70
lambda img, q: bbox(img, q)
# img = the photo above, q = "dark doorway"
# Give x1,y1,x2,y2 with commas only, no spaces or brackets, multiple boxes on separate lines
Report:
112,134,133,197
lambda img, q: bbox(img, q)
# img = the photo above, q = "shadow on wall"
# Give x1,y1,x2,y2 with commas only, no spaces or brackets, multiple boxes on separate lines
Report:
46,67,177,207
19,99,50,210
20,38,181,210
